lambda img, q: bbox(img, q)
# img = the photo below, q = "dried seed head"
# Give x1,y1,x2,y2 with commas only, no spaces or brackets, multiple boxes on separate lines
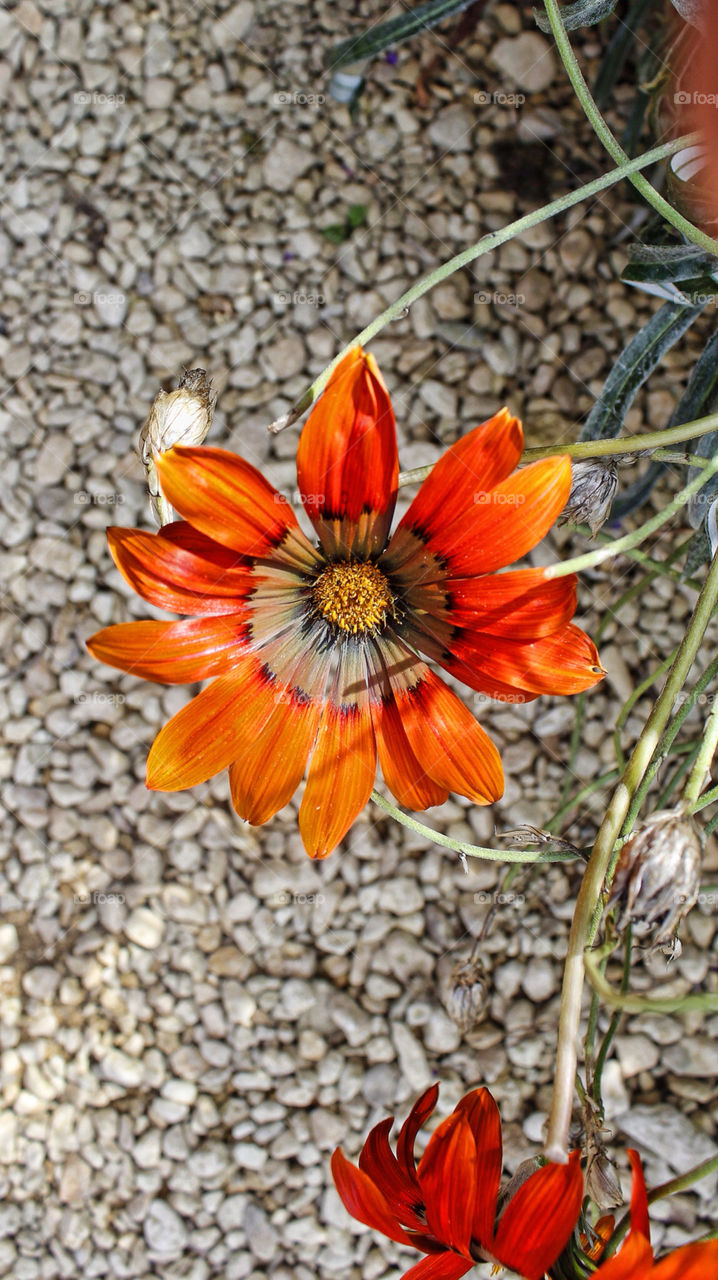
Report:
440,956,490,1032
559,458,619,536
609,808,702,944
585,1148,623,1210
139,369,216,525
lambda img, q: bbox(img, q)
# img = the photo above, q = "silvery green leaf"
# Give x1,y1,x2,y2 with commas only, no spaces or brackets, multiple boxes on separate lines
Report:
580,301,706,442
326,0,475,69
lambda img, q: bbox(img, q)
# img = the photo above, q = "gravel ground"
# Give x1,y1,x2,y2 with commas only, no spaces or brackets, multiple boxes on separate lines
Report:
1,1,717,1277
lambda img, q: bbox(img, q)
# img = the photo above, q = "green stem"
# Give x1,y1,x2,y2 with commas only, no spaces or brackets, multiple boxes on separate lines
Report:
688,779,718,813
542,0,718,256
590,925,632,1107
584,947,718,1014
683,694,718,806
370,791,579,863
613,648,678,773
521,413,718,463
543,454,718,580
269,134,700,433
544,549,718,1163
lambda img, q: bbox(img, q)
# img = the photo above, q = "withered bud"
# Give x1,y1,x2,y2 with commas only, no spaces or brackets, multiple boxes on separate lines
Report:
440,956,490,1033
139,369,216,526
609,808,702,944
585,1148,623,1210
559,458,619,536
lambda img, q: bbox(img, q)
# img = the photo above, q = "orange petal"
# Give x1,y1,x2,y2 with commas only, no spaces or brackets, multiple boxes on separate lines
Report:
156,446,317,569
296,347,398,558
454,1090,502,1246
374,692,448,810
592,1231,653,1278
395,409,522,537
417,1113,477,1256
146,661,276,791
107,526,252,615
436,456,572,576
449,622,605,698
299,702,377,858
330,1149,417,1249
443,571,578,640
396,669,503,806
228,690,321,825
87,618,248,683
492,1150,584,1280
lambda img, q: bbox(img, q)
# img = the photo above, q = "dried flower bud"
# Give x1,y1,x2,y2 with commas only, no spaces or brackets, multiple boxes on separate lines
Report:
559,458,619,536
609,808,702,944
440,956,490,1032
585,1148,623,1210
139,369,216,525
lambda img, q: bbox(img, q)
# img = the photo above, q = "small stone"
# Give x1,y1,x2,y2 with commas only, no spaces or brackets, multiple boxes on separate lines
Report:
262,139,315,192
144,1200,188,1259
614,1034,660,1078
428,105,474,152
391,1023,432,1091
22,966,60,1000
101,1049,144,1088
0,924,19,963
380,877,424,916
211,0,255,43
93,288,128,327
492,33,556,93
124,907,165,950
244,1203,278,1262
58,1156,92,1205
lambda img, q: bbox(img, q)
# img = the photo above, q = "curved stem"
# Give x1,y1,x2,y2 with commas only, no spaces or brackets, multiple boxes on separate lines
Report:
544,547,718,1163
269,134,699,433
370,791,579,863
683,695,718,806
542,0,718,256
584,947,718,1013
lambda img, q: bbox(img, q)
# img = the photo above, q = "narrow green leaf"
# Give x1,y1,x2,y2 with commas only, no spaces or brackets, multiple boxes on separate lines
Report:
326,0,476,69
322,223,348,244
594,0,652,109
534,0,618,34
346,203,367,229
579,301,706,442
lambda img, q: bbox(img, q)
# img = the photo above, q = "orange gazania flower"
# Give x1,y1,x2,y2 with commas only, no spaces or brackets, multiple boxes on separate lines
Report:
88,347,603,859
590,1150,718,1278
331,1084,584,1280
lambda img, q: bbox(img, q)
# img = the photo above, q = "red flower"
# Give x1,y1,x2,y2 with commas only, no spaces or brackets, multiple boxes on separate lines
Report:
331,1084,584,1280
88,347,603,858
591,1151,718,1278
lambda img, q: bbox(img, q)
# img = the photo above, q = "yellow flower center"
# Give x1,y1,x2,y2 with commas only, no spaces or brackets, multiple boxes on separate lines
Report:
313,560,394,634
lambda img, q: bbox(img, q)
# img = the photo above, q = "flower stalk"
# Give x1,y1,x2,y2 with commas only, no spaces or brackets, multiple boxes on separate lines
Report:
545,546,718,1162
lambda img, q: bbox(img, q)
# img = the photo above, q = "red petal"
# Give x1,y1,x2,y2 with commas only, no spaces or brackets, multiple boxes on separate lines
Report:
158,520,251,567
228,690,321,825
651,1241,718,1280
400,1253,474,1280
331,1149,417,1249
417,1114,477,1256
492,1150,584,1280
396,409,523,537
397,1085,440,1176
107,526,251,615
156,446,317,569
87,618,248,684
296,347,398,558
627,1151,651,1242
443,571,578,640
146,661,277,791
454,1090,502,1246
299,702,377,858
359,1118,426,1231
396,668,503,806
448,622,605,698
